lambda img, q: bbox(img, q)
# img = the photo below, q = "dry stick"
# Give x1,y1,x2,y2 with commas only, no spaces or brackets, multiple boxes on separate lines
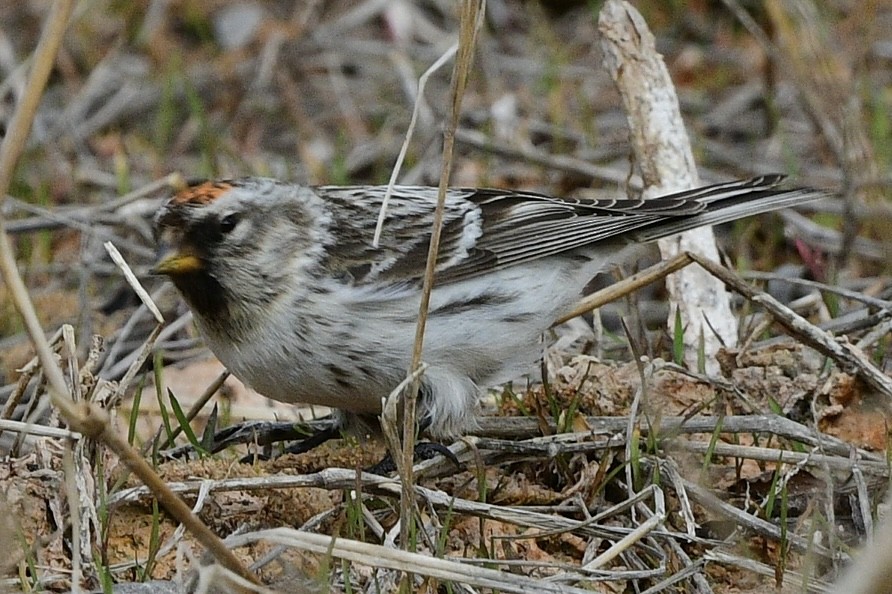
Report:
0,3,70,192
637,557,709,594
741,271,892,310
103,310,194,381
851,465,873,543
111,468,654,543
99,284,172,377
0,419,80,440
501,484,661,542
554,253,693,326
686,251,892,399
673,441,887,476
0,0,258,585
374,43,457,530
656,461,712,594
63,328,102,592
62,448,83,594
857,317,892,350
110,324,164,408
705,550,832,594
373,43,458,246
0,326,64,424
399,0,484,558
781,209,886,262
582,487,665,570
598,0,736,375
680,476,840,559
104,242,163,323
474,434,887,479
227,528,599,594
474,413,881,462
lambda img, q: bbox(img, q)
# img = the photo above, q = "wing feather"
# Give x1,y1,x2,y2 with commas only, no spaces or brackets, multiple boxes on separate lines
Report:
316,175,825,286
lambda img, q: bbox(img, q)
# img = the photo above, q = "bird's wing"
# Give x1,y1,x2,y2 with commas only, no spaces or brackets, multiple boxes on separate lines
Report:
318,175,824,286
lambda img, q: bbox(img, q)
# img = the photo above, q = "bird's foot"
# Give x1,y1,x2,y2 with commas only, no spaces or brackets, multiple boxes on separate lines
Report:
366,441,461,475
158,418,341,461
239,423,341,463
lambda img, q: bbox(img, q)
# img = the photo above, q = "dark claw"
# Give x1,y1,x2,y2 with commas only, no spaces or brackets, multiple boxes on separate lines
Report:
366,442,461,475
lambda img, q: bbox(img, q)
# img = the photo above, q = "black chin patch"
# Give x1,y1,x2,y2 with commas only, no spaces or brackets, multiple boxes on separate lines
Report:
169,271,229,320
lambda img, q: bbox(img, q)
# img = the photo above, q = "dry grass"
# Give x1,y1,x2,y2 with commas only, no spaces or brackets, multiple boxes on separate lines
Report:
1,1,891,592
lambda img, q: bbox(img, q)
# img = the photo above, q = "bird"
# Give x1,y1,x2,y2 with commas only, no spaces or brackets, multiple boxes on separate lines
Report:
152,175,825,444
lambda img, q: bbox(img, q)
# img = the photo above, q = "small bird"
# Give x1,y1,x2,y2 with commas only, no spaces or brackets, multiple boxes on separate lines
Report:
153,175,825,441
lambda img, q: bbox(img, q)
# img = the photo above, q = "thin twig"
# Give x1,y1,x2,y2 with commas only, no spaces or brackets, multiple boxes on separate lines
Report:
554,253,694,326
373,43,458,247
687,251,892,400
227,528,601,594
399,0,485,556
104,241,164,324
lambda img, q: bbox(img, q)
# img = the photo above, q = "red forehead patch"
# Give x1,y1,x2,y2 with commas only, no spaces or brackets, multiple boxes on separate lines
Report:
172,181,234,205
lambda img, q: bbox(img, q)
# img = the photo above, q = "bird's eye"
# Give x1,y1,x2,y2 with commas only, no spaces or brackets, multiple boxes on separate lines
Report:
219,213,240,234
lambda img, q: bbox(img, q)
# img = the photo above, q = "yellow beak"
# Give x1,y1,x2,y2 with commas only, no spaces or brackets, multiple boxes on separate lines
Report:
152,248,204,276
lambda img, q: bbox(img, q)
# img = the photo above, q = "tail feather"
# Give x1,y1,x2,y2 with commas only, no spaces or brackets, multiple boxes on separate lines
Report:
632,179,828,243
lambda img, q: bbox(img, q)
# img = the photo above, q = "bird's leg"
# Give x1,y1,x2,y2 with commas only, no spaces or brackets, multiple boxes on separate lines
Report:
366,414,461,475
160,418,335,460
366,441,460,475
280,424,342,455
237,422,343,462
158,417,341,461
